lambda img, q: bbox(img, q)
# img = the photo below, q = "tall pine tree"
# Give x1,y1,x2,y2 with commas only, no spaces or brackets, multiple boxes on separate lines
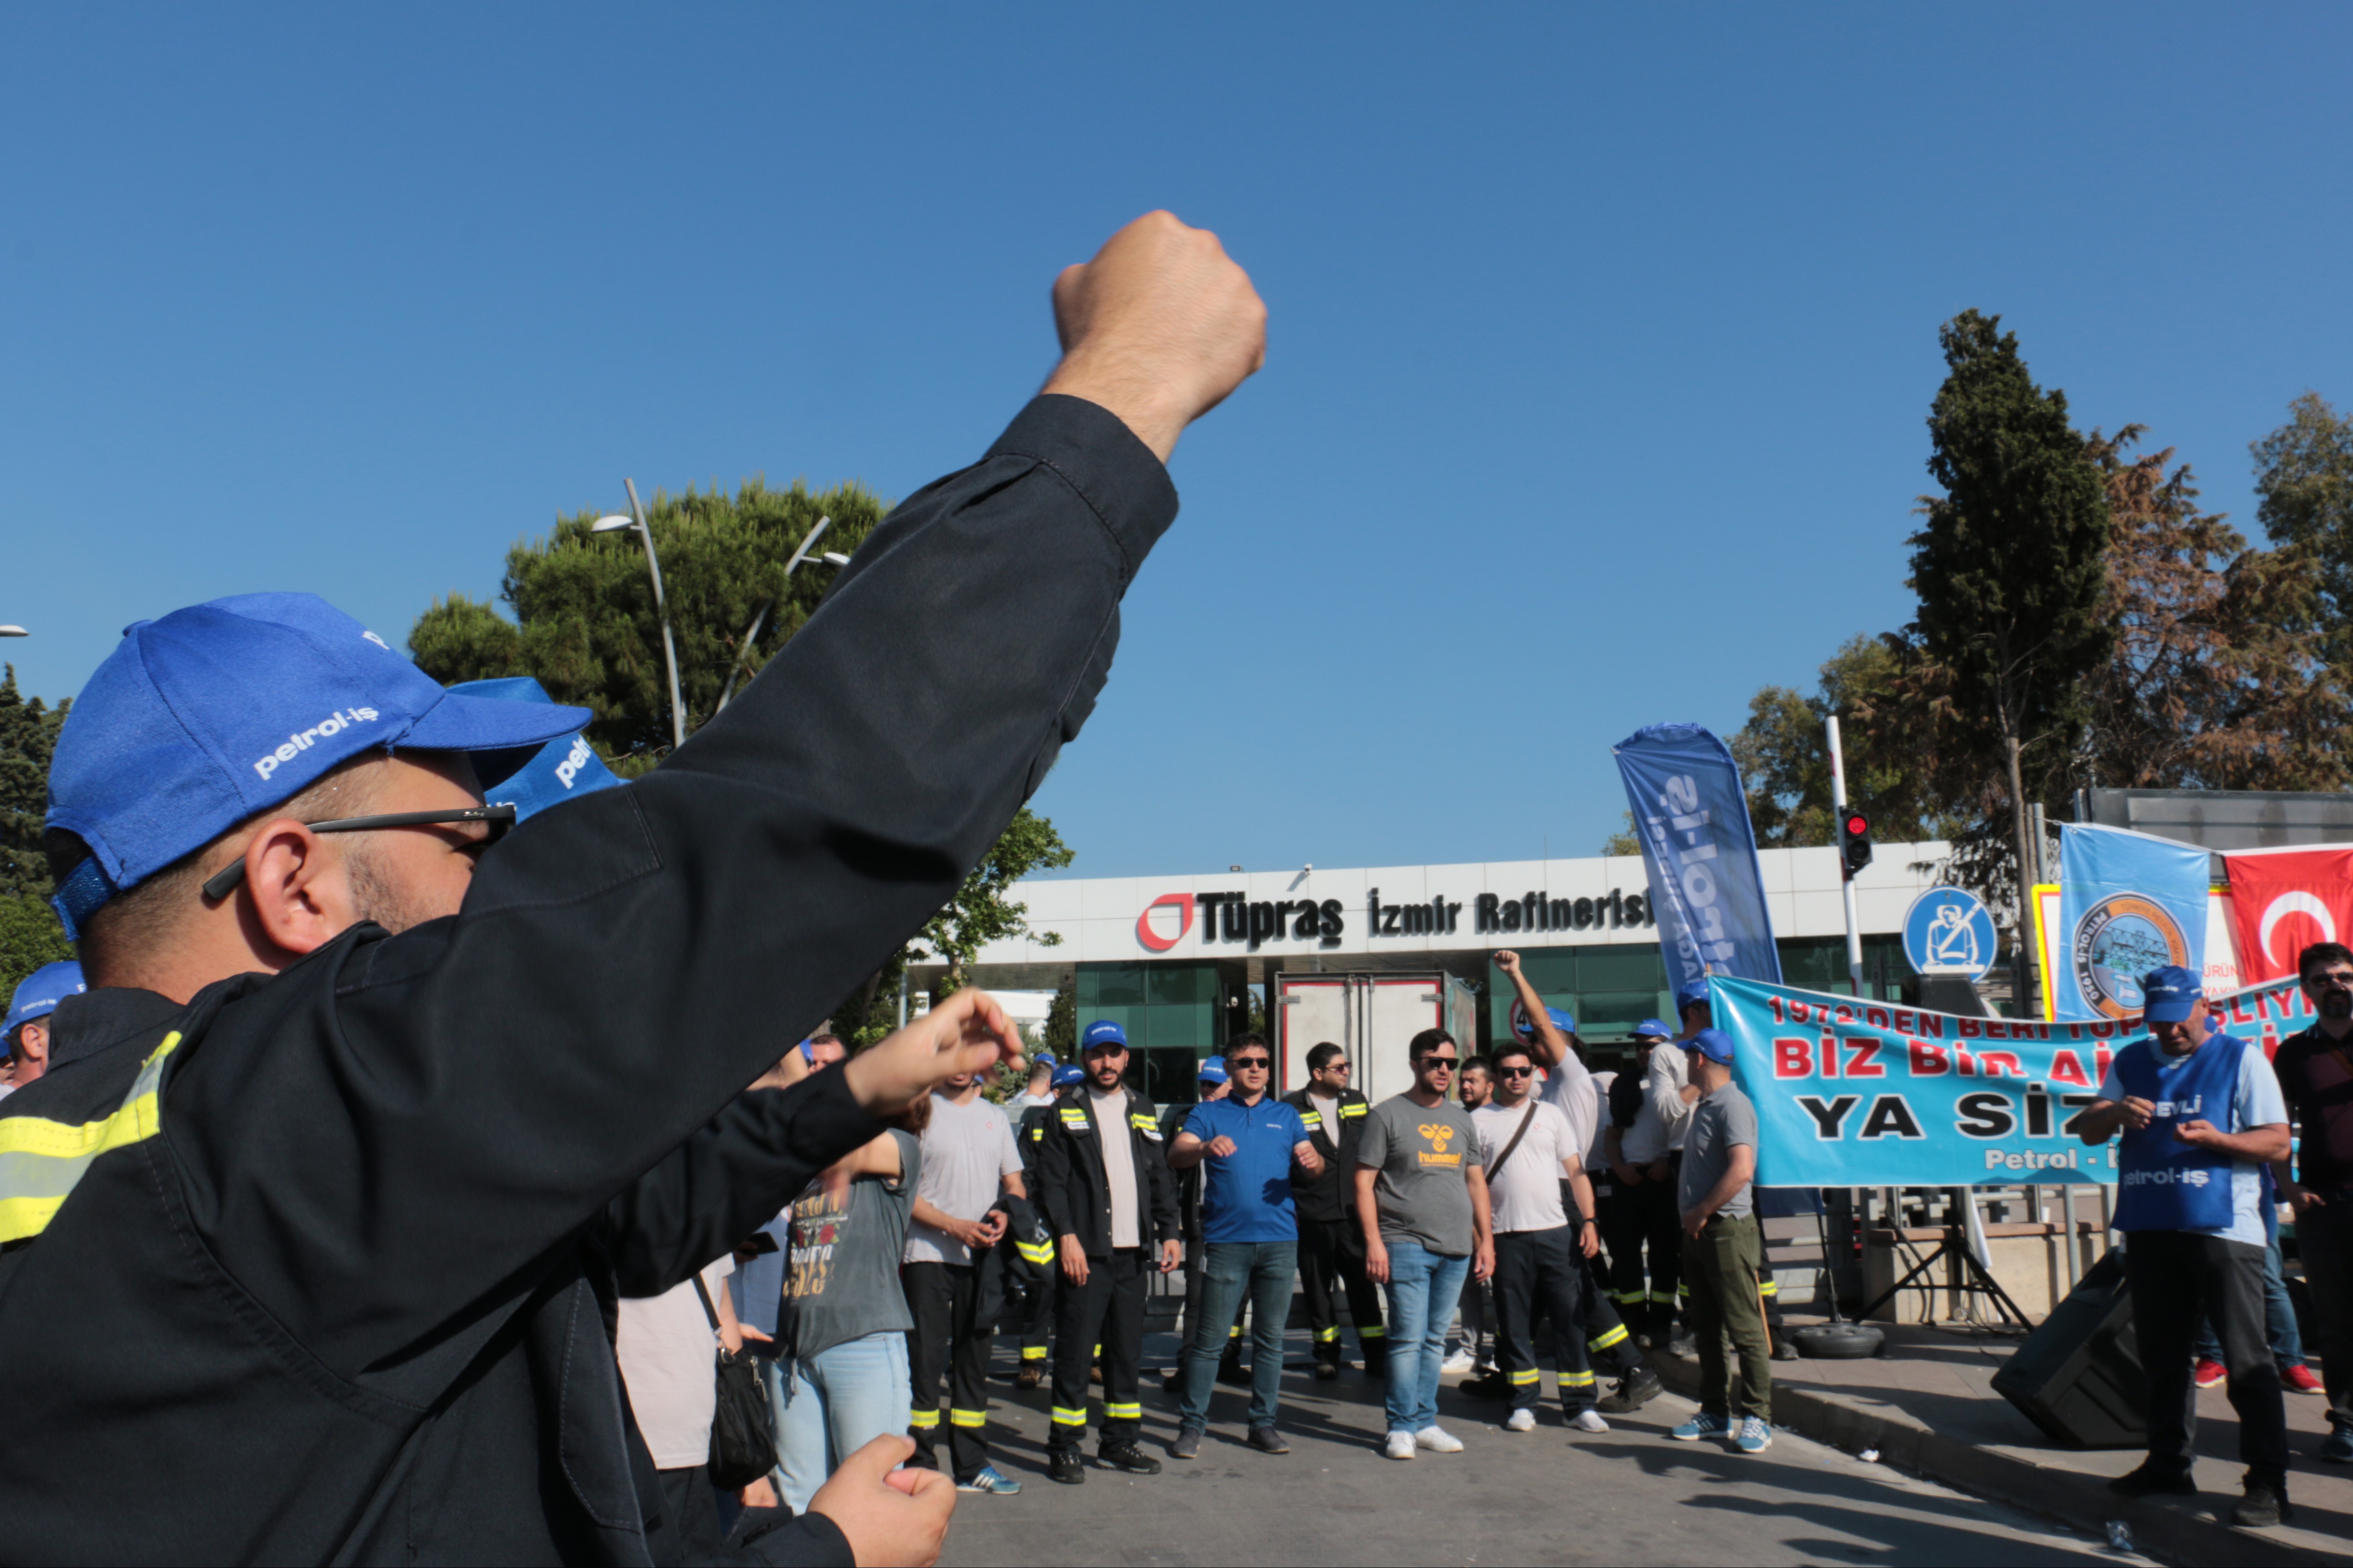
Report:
0,667,74,993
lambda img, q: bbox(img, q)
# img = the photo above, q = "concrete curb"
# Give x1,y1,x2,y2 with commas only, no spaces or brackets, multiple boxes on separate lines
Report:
1648,1352,2351,1568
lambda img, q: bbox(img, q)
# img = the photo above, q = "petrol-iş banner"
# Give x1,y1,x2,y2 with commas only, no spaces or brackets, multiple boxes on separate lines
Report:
1711,973,2310,1187
1614,723,1782,995
2052,824,2211,1022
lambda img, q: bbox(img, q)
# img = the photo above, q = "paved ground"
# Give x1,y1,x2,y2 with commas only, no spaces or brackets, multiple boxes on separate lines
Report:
937,1331,2143,1567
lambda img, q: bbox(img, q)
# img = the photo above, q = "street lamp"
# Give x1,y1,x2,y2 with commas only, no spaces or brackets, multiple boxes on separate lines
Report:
714,516,851,714
0,626,26,637
590,477,686,751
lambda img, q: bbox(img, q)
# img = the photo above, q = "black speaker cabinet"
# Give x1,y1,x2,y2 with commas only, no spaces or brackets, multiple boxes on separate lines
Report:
1991,1250,2146,1449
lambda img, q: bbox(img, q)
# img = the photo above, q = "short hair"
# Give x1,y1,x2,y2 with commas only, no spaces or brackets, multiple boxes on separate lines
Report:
1225,1031,1270,1059
1489,1040,1532,1071
1307,1041,1346,1073
1679,996,1710,1024
1460,1053,1494,1078
1407,1028,1455,1064
2301,943,2353,982
1026,1059,1054,1085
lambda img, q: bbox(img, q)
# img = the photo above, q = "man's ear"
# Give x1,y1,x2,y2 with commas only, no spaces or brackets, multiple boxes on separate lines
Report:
18,1019,48,1065
238,817,349,957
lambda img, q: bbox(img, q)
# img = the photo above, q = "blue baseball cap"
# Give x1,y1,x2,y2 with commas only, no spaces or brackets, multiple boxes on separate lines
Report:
1634,1018,1673,1040
447,678,622,822
1674,978,1712,1011
5,961,85,1038
1082,1020,1128,1052
2141,965,2204,1023
46,594,590,936
1197,1055,1228,1085
1686,1027,1736,1065
1052,1063,1086,1088
1509,1001,1575,1042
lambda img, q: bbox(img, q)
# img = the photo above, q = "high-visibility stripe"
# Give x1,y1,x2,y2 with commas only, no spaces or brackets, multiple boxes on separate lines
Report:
1128,1113,1157,1132
950,1409,987,1428
1315,1326,1338,1343
1360,1326,1385,1339
0,1030,183,1245
1300,1111,1324,1129
1340,1103,1368,1117
1227,1325,1241,1339
1558,1370,1596,1387
909,1408,940,1429
1020,1346,1048,1360
1051,1407,1089,1426
1105,1402,1141,1420
1092,1343,1102,1357
1648,1291,1678,1305
1760,1278,1780,1297
1610,1289,1644,1305
1508,1369,1540,1385
1015,1240,1055,1266
1588,1324,1629,1352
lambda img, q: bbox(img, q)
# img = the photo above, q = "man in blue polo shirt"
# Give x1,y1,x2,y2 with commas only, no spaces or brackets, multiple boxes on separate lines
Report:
1164,1032,1322,1458
2079,965,2295,1528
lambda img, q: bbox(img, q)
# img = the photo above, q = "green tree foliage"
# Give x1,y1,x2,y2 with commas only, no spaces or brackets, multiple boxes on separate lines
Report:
2251,391,2353,667
1600,812,1640,857
0,667,73,993
1040,980,1075,1057
411,478,1073,1051
1910,310,2112,962
411,479,892,766
1730,635,1948,849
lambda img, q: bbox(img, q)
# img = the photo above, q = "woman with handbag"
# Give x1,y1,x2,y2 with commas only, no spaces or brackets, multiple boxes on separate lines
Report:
773,1097,931,1512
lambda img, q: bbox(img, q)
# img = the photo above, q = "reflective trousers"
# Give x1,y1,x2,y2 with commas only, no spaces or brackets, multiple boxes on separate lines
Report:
1050,1247,1148,1452
902,1261,992,1481
1299,1215,1386,1369
1493,1226,1598,1413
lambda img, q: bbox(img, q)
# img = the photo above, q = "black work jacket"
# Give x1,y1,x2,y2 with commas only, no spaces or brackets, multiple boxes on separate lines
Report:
1034,1083,1178,1258
1282,1086,1372,1223
0,394,1176,1566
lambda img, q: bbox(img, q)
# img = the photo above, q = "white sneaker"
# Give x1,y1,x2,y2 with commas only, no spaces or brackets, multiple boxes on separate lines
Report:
1384,1430,1417,1461
1504,1408,1537,1433
1440,1349,1476,1375
1569,1409,1609,1434
1415,1424,1465,1453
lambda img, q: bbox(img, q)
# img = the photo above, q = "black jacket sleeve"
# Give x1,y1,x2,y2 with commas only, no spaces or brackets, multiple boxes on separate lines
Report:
159,395,1178,1382
1141,1098,1179,1245
1035,1108,1081,1244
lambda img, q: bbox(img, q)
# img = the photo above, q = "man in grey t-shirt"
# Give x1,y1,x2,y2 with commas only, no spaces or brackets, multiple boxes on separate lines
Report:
1668,1028,1771,1455
1354,1029,1492,1459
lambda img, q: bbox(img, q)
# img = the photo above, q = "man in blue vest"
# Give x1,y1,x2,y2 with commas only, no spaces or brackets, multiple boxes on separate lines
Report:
2078,965,2295,1527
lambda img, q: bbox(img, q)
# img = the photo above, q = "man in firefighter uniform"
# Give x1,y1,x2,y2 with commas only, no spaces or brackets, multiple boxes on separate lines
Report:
1034,1021,1180,1484
1283,1041,1386,1377
1012,1062,1087,1386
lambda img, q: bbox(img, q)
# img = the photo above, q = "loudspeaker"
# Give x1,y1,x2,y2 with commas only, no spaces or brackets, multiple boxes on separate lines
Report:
1991,1250,2145,1448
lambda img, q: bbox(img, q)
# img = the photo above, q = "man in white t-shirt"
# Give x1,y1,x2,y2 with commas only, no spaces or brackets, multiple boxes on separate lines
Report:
615,1256,743,1555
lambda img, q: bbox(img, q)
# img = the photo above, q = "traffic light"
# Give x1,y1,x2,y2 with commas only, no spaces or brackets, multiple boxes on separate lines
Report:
1837,809,1874,881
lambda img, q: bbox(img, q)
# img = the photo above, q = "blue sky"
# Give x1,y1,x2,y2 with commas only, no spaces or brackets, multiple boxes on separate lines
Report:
5,5,2348,879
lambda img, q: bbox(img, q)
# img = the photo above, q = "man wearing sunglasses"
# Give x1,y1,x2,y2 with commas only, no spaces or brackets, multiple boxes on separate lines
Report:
1283,1042,1386,1380
1,210,1266,1566
1356,1028,1492,1461
2261,943,2353,1466
1165,1034,1321,1458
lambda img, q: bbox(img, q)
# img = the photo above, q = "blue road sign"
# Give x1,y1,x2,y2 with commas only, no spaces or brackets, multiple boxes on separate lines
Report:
1903,886,1997,979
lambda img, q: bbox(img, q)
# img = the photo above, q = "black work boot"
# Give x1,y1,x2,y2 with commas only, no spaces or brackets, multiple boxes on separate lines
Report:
1099,1440,1162,1475
2233,1478,2294,1528
2107,1462,2196,1498
1598,1364,1663,1414
1046,1450,1087,1485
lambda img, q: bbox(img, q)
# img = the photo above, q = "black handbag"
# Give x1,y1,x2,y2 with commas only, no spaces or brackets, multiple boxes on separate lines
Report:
692,1275,779,1489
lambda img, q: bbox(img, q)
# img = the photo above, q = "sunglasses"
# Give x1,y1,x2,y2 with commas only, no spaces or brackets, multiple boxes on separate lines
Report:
201,805,518,901
1420,1057,1457,1070
1229,1056,1271,1069
2308,972,2353,990
1498,1065,1534,1078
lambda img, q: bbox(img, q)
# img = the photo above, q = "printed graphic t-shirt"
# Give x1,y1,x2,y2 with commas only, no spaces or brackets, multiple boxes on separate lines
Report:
779,1130,922,1360
1356,1095,1482,1257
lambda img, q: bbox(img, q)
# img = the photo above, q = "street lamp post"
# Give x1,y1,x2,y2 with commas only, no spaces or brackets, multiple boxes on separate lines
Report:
591,479,686,752
0,626,27,637
713,516,852,714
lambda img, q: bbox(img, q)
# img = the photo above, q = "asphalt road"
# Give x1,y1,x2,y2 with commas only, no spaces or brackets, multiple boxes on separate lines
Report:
936,1339,2144,1567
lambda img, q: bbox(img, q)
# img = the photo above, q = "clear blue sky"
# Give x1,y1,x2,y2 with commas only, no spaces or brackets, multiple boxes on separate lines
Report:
6,5,2348,878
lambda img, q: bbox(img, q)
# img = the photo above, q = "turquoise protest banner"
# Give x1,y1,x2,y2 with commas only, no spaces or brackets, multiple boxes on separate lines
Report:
1711,973,2309,1187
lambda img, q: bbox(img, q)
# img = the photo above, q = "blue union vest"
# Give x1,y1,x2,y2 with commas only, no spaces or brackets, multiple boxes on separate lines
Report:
2112,1034,2247,1234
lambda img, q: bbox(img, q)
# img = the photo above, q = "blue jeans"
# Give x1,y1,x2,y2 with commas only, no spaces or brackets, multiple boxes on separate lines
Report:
1179,1240,1298,1432
766,1332,912,1513
2194,1233,2305,1371
1380,1237,1470,1435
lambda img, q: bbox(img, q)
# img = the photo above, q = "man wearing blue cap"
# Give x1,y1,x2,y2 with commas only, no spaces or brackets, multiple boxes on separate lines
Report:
1669,1026,1772,1455
0,960,85,1096
2078,965,2295,1527
1158,1054,1241,1387
0,210,1265,1565
1010,1060,1085,1389
1033,1019,1180,1483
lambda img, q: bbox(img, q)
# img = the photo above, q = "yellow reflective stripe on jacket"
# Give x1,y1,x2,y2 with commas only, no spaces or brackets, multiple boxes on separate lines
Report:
1015,1239,1056,1266
1339,1102,1367,1117
0,1030,183,1245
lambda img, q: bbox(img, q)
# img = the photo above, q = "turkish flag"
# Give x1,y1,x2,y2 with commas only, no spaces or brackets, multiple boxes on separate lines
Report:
2224,846,2353,985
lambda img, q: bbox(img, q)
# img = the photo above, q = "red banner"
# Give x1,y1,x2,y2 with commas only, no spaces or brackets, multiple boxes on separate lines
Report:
2223,846,2353,985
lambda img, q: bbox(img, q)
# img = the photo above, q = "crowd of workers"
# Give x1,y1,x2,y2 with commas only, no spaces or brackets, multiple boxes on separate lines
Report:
0,202,2348,1565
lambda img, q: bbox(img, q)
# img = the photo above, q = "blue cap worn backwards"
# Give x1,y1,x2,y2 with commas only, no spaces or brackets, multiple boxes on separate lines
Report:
1687,1027,1736,1065
1052,1063,1087,1088
46,594,590,937
1082,1020,1128,1052
1197,1056,1228,1085
6,961,85,1038
447,678,622,822
2140,965,2204,1024
1510,1001,1575,1043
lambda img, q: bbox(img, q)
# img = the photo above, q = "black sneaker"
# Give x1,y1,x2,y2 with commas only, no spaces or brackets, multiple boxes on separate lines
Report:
1597,1365,1663,1414
1046,1450,1087,1486
1460,1369,1510,1399
2107,1463,2196,1498
1099,1441,1162,1475
1247,1425,1290,1454
2233,1481,2294,1528
1168,1428,1202,1461
1313,1360,1341,1382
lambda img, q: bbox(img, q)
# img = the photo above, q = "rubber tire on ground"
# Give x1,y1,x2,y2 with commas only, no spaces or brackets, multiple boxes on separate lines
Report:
1791,1322,1885,1360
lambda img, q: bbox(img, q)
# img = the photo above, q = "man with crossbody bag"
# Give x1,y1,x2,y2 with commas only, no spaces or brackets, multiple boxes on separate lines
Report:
2078,965,2295,1529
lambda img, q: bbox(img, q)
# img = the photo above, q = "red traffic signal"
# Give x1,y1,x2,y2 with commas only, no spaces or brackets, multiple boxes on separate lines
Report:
1838,809,1874,880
